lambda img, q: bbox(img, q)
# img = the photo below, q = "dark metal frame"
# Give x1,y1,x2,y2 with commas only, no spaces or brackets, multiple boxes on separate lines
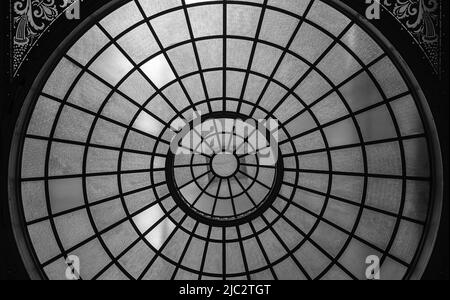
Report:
7,0,444,280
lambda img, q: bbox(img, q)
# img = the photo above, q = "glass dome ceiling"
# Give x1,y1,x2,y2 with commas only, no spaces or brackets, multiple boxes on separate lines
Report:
11,0,442,280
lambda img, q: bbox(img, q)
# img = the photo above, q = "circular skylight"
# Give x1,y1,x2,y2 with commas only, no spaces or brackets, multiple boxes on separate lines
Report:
10,0,442,280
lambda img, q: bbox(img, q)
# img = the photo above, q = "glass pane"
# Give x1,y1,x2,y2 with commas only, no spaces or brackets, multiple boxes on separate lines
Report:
118,24,160,64
260,9,298,47
307,1,350,36
150,10,190,47
89,45,134,85
49,178,84,213
27,221,60,263
141,54,176,88
54,210,95,249
188,5,223,38
68,26,109,65
227,4,261,38
42,58,81,99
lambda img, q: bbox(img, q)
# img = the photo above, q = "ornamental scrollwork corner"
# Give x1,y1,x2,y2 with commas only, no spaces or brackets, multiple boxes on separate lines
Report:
380,0,441,73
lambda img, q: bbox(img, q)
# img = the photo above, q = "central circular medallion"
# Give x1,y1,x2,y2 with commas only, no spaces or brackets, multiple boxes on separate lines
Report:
211,152,239,178
166,112,283,227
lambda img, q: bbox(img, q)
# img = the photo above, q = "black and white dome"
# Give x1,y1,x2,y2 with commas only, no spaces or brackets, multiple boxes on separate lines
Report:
11,0,443,280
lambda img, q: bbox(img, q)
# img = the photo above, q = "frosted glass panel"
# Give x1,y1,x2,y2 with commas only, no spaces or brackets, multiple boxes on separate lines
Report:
16,0,439,281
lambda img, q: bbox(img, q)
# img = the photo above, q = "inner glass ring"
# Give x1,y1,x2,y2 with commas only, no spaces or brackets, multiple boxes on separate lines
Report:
166,112,284,227
211,152,239,178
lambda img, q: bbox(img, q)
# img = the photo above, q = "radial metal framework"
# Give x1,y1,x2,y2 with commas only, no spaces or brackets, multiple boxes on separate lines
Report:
9,0,443,280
